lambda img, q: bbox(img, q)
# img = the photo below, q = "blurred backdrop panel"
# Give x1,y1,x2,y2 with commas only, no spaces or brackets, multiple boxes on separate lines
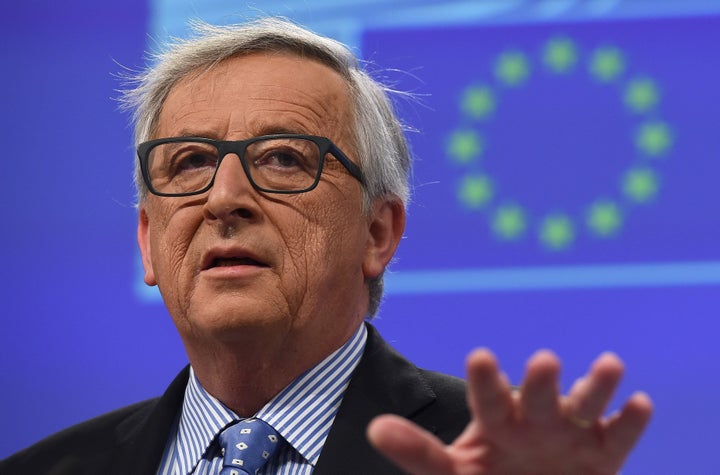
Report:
1,1,718,473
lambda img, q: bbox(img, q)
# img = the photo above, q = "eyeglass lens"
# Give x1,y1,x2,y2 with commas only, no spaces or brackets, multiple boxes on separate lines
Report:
146,137,323,194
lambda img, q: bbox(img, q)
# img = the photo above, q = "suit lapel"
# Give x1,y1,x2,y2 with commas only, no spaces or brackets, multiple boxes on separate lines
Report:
314,324,438,475
109,366,189,475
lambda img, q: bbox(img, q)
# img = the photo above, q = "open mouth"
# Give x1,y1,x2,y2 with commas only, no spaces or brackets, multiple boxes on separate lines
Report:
209,257,267,268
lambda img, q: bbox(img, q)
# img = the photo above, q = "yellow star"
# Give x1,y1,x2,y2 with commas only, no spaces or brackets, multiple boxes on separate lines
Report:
590,47,625,82
544,37,577,73
493,205,526,240
540,214,575,250
495,51,530,86
458,175,494,209
447,130,483,163
462,85,496,120
587,201,622,237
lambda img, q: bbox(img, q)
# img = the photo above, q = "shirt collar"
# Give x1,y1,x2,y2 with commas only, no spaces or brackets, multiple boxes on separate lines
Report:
174,323,368,471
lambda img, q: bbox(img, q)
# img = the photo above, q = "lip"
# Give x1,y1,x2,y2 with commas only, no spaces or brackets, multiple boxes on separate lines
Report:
200,246,270,273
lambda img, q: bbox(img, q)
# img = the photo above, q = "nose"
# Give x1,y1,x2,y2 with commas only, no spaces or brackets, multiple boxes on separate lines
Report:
203,153,260,223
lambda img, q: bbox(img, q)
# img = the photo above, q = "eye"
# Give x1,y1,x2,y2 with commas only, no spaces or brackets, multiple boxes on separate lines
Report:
246,138,320,182
263,150,302,169
253,145,309,172
177,151,216,170
167,143,219,176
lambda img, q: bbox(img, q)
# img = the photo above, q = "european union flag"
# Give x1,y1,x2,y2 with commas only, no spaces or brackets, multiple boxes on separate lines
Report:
365,16,720,284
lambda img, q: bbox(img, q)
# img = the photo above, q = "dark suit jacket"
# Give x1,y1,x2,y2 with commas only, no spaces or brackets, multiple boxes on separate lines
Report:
1,325,469,474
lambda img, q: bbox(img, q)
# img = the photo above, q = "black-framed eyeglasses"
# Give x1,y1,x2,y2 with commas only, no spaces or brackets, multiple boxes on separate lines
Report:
137,134,365,197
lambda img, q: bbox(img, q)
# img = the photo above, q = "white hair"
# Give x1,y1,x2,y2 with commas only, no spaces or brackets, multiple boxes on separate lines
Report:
120,18,412,316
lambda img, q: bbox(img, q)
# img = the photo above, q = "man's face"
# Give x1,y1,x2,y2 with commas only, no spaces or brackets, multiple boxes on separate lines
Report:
138,53,401,357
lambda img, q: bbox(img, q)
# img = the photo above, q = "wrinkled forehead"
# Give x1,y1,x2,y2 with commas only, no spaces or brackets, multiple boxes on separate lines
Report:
155,52,356,144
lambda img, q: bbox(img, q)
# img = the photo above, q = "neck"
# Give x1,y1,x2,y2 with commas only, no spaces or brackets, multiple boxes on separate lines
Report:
184,320,364,416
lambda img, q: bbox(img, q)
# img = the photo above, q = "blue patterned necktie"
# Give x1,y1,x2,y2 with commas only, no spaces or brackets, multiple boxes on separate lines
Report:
218,418,283,475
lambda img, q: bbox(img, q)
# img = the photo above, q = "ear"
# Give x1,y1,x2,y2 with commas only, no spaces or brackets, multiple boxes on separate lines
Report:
362,198,406,279
138,207,157,286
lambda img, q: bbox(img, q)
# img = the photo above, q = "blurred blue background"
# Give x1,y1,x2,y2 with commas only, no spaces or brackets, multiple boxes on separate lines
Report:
2,1,719,472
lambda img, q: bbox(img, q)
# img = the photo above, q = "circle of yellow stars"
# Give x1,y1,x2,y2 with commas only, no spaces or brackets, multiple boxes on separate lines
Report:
446,36,674,251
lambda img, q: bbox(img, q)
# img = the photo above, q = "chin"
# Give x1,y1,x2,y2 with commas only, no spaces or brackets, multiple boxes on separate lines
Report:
185,303,287,341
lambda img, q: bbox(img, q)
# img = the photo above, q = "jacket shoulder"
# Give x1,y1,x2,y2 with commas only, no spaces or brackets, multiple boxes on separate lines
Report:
415,368,469,441
0,398,159,475
1,366,189,475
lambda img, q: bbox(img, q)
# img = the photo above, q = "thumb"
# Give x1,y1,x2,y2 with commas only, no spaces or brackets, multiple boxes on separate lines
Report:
367,414,454,475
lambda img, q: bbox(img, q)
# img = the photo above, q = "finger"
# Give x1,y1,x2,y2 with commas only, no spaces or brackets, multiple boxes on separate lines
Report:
520,350,561,424
367,414,454,475
466,348,514,427
566,352,624,422
605,391,654,460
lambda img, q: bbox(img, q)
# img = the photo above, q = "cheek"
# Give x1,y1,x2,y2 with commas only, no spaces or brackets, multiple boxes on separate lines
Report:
149,206,199,289
280,194,365,278
273,206,323,276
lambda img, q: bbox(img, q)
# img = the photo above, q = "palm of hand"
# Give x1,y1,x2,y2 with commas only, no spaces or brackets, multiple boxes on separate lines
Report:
368,349,652,475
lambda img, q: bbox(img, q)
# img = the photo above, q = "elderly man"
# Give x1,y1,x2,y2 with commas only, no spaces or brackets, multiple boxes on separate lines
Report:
1,19,652,475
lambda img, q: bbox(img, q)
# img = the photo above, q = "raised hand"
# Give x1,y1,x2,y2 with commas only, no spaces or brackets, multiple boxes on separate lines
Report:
368,349,653,475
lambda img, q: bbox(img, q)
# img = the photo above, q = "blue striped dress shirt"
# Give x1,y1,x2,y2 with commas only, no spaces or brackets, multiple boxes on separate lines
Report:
156,324,368,475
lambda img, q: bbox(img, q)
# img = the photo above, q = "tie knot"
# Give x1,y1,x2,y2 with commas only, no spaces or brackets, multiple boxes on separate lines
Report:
218,418,283,475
